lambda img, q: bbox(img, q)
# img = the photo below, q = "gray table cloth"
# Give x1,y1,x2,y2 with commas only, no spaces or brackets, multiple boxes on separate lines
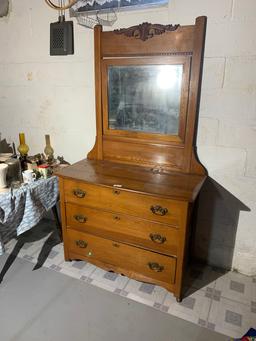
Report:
0,176,59,255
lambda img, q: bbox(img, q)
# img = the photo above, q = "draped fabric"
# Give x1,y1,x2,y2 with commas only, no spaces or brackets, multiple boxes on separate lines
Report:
0,176,59,255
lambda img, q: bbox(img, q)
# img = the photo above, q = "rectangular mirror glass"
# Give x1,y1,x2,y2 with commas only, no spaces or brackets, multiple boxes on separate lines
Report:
108,64,183,135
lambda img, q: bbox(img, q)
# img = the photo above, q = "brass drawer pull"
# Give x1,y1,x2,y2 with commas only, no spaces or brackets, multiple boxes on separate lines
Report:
73,189,86,198
75,240,87,248
150,205,168,216
149,233,166,244
74,214,87,223
113,189,121,195
148,262,164,272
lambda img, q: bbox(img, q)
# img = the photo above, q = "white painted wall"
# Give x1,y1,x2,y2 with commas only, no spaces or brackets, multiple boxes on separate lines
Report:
0,0,255,275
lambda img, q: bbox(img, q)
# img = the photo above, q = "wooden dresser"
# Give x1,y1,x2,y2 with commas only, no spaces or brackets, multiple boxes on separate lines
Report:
57,17,207,301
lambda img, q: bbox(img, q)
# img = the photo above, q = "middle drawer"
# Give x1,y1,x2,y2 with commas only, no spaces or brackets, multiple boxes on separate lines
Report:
66,203,179,256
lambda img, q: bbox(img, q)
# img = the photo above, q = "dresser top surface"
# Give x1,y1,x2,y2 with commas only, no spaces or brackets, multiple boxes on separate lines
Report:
57,159,206,202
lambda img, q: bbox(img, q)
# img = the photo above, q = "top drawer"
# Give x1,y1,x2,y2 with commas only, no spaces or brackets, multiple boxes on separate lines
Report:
63,180,187,227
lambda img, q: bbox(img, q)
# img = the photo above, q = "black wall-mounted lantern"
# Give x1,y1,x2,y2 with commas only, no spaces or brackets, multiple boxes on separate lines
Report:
50,15,74,55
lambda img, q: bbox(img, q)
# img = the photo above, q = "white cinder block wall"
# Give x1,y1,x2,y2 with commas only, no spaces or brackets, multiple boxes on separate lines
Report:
0,0,255,275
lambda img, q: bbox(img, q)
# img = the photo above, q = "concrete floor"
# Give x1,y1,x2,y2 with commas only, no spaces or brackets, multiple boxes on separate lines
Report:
0,254,229,341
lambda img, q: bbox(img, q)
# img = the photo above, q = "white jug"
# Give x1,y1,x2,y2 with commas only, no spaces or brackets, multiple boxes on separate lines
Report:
0,163,8,189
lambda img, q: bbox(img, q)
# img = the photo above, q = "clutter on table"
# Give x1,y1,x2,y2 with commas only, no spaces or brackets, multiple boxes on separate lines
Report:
0,133,70,189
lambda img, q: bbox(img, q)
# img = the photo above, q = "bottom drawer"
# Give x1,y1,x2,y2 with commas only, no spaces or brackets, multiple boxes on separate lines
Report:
67,229,176,285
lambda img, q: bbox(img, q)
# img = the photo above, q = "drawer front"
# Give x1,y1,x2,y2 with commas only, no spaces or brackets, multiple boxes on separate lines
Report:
66,203,178,256
64,180,185,226
67,229,176,284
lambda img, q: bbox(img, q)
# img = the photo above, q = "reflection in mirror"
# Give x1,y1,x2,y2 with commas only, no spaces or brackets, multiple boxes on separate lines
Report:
108,65,183,135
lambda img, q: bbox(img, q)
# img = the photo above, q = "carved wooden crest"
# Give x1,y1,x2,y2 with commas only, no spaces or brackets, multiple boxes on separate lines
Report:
114,22,180,41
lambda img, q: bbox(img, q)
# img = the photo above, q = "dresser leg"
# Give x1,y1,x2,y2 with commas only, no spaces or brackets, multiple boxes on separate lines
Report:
64,258,72,262
64,252,72,262
176,297,182,303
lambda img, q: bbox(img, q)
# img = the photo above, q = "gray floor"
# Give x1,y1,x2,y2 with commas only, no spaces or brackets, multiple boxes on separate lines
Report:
0,254,229,341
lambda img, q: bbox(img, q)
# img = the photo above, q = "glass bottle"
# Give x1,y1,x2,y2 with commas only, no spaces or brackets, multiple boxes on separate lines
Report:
18,133,29,156
18,133,29,171
44,134,54,163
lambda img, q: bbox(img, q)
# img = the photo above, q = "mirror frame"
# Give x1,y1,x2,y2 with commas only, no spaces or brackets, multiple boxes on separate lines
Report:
88,18,207,175
102,56,191,144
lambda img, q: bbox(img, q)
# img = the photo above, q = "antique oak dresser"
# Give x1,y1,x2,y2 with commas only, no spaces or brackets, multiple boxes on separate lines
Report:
57,16,207,301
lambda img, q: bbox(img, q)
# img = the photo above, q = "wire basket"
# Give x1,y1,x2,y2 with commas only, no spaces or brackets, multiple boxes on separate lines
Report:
74,8,117,29
96,9,117,26
76,13,99,28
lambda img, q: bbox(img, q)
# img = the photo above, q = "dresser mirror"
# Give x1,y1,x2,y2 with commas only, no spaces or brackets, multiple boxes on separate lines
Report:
108,64,182,134
102,56,190,143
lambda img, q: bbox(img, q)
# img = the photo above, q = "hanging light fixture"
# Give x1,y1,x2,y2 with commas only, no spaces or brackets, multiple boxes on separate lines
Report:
45,0,77,10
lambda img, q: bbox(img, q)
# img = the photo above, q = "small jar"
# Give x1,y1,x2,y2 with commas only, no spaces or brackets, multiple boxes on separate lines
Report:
37,164,51,179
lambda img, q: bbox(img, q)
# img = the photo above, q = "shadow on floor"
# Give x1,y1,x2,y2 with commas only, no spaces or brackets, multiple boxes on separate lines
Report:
0,220,61,283
184,177,250,296
183,261,228,298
